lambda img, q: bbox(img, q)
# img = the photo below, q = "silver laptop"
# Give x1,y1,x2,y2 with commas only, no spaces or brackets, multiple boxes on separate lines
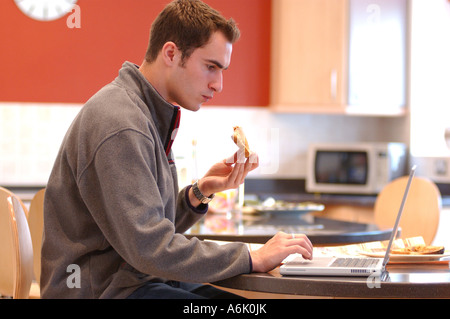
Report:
280,165,416,277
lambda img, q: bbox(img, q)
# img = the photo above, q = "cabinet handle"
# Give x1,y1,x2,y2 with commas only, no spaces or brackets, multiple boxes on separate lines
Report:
330,69,337,101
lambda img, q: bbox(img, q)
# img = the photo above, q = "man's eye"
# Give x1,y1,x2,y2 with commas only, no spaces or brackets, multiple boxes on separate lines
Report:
207,65,216,71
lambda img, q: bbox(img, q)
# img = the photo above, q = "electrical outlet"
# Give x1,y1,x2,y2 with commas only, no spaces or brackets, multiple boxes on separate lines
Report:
435,159,448,176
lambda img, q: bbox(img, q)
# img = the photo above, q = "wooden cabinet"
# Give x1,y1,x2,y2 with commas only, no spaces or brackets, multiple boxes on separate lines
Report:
270,0,407,116
270,0,349,112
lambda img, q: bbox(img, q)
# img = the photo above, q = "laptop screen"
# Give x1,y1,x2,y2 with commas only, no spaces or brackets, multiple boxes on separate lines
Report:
381,165,416,267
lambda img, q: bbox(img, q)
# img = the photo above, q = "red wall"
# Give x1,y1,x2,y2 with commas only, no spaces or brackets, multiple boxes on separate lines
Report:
0,0,271,106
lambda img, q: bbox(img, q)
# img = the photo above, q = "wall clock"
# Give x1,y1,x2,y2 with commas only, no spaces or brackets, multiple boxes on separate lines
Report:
14,0,78,21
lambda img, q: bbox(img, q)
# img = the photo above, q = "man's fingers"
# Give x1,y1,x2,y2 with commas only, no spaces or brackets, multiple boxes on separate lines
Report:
290,233,313,249
286,245,313,260
248,152,259,165
224,152,237,165
285,233,314,260
222,151,259,187
225,151,258,166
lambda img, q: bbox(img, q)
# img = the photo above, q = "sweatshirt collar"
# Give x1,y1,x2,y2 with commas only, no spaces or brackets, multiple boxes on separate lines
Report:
116,61,180,158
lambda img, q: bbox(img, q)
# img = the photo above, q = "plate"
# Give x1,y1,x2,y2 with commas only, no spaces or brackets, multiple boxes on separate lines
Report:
358,251,450,263
250,202,325,215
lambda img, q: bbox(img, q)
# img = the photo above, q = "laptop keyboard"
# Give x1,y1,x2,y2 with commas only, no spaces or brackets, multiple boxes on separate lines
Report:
330,257,380,268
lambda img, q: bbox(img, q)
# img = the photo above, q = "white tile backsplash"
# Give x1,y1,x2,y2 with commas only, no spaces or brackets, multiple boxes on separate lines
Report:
173,106,409,179
0,103,82,186
0,103,408,186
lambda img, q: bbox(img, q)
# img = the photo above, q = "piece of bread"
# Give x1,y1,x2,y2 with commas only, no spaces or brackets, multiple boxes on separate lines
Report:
391,245,445,255
232,126,250,158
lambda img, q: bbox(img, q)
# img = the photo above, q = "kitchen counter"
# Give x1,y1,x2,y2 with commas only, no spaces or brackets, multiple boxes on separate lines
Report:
213,263,450,298
244,178,450,207
185,213,393,246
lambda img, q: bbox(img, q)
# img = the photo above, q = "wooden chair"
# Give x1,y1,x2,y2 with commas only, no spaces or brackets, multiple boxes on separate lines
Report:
28,188,45,288
374,176,441,245
0,187,34,299
26,188,45,299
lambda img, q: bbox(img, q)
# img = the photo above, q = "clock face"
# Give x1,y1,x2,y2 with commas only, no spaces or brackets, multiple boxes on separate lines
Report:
14,0,78,21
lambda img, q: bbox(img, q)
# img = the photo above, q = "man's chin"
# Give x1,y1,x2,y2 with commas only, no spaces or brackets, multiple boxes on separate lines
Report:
182,103,202,112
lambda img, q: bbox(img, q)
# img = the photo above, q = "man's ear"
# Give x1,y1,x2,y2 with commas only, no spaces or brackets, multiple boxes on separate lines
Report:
161,41,179,66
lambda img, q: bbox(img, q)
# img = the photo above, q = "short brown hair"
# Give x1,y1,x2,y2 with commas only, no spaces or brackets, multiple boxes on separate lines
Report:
145,0,240,64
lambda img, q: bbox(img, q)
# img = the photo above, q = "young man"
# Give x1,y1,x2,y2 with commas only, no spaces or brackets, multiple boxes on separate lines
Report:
40,0,313,299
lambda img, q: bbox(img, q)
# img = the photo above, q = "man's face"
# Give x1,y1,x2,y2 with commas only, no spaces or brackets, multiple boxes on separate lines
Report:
167,31,233,111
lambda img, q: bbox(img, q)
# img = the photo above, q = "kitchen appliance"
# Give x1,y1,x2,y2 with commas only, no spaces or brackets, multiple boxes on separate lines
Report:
306,142,407,195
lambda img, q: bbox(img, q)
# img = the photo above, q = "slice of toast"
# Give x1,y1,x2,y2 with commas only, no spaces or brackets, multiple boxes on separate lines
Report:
232,126,250,158
391,245,445,255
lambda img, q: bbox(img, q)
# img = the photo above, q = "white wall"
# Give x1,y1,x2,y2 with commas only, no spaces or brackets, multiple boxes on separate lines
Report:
409,0,450,181
0,103,408,186
174,107,408,179
0,103,81,186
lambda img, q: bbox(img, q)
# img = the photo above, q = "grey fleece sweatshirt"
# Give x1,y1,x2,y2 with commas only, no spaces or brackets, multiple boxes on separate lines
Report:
40,61,251,299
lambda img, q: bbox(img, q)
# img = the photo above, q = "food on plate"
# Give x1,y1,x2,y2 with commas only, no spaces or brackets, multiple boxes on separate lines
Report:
391,245,445,255
232,126,250,158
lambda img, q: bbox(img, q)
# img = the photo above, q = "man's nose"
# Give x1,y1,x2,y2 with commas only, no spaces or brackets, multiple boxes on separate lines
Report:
209,71,223,93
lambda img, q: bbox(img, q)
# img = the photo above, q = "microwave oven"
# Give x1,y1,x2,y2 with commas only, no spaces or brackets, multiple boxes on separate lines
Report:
306,142,407,195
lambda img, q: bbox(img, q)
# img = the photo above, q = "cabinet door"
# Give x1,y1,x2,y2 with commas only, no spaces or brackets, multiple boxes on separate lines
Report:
271,0,349,109
348,0,407,110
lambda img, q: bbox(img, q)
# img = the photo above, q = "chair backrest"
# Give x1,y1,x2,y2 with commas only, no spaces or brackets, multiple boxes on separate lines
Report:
0,187,34,298
374,176,441,245
28,188,45,285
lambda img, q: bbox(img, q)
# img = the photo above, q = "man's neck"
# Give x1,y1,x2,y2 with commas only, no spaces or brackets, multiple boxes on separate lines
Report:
139,60,170,103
